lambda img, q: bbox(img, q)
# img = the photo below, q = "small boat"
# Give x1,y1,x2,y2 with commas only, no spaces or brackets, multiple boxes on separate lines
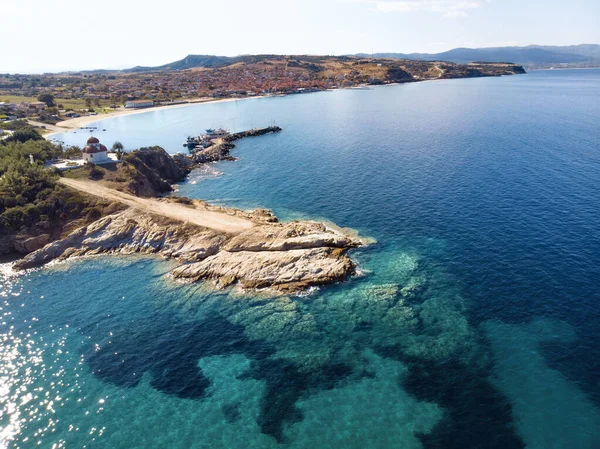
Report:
183,136,198,151
182,128,230,153
204,128,229,138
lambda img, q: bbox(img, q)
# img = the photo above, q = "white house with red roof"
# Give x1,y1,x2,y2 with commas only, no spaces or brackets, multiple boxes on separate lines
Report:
82,136,110,163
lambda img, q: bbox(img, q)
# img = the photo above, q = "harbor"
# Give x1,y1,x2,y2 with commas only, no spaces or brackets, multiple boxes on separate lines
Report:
183,125,282,163
184,126,282,152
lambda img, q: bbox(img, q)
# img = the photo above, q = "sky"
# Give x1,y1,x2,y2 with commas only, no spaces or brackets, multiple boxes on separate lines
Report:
2,0,599,73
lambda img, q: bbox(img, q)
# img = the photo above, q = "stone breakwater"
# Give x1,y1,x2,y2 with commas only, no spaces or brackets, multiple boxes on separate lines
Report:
189,126,282,164
14,201,365,293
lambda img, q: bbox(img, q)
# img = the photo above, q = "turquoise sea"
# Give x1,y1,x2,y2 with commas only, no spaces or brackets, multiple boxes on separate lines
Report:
2,69,600,448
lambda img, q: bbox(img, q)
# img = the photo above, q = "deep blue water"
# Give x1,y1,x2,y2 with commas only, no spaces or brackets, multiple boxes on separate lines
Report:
2,69,600,448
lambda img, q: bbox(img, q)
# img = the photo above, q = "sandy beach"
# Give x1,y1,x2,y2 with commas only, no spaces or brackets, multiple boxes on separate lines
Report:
45,95,269,139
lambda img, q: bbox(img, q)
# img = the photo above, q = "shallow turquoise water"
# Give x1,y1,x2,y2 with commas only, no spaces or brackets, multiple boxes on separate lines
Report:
3,69,600,448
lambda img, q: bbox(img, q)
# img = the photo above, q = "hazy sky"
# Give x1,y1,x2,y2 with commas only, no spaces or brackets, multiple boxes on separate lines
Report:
2,0,599,73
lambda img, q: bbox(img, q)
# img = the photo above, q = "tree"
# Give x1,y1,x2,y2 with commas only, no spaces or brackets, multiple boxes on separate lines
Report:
111,141,124,160
37,93,55,107
5,128,43,143
85,98,92,108
62,145,82,159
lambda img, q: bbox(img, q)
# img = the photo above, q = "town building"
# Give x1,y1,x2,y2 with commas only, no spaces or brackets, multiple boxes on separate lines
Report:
29,101,48,111
125,100,154,108
82,137,110,163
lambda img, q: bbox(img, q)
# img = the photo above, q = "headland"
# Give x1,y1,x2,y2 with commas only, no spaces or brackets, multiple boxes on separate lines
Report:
11,131,369,294
0,55,525,139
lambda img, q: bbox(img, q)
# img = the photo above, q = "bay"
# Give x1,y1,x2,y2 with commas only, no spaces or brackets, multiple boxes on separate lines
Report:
2,69,600,448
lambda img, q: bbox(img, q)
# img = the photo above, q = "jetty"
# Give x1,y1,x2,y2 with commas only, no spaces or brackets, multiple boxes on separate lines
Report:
184,126,282,164
225,126,282,142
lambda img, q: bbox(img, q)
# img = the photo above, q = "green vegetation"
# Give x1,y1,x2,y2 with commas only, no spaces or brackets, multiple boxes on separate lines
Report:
0,133,114,236
0,119,32,131
4,128,43,143
1,95,116,114
1,119,47,138
84,163,105,180
37,93,55,107
111,141,124,160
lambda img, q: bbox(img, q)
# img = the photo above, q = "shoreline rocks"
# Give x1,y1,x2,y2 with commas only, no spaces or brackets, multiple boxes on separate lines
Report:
9,128,369,293
14,205,366,294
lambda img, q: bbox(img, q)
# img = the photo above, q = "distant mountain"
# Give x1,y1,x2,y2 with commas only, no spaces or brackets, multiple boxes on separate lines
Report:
124,54,358,72
123,46,598,74
125,55,238,72
354,44,600,68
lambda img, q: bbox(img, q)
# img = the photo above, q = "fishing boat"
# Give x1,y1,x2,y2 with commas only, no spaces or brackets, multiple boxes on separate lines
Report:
182,128,231,152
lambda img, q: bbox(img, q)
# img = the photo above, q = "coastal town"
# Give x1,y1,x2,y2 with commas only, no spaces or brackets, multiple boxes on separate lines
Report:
3,0,599,443
0,55,525,129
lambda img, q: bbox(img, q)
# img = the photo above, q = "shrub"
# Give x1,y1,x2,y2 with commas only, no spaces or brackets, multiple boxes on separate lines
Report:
63,145,82,159
4,128,43,143
84,207,102,222
85,163,105,180
0,119,30,131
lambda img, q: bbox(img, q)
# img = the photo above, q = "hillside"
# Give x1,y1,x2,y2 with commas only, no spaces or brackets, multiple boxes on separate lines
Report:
355,44,600,68
125,55,238,72
122,54,524,83
125,54,358,72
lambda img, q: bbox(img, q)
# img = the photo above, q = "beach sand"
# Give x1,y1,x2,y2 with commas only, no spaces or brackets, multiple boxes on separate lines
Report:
45,96,269,139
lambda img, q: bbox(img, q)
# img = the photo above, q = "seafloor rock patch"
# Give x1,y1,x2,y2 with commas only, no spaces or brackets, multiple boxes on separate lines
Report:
483,318,600,449
284,349,443,448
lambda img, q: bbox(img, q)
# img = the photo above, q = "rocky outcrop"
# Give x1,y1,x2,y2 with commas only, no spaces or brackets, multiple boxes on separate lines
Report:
10,130,366,293
386,66,414,82
121,146,188,196
0,232,17,255
13,234,51,253
14,211,226,269
14,206,365,294
171,247,354,291
440,62,527,78
223,222,354,252
128,146,188,183
192,141,236,164
172,153,197,172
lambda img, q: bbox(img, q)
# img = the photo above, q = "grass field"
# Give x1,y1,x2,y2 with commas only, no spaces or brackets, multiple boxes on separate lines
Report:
0,94,115,113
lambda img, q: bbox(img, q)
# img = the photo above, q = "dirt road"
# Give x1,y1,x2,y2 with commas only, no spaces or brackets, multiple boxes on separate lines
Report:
59,178,254,234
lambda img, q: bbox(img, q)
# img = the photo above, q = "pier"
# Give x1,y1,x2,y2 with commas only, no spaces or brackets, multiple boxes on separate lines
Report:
225,126,282,142
184,126,282,164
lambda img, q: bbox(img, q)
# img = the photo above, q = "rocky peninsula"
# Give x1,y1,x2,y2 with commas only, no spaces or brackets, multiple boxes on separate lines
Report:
13,139,368,294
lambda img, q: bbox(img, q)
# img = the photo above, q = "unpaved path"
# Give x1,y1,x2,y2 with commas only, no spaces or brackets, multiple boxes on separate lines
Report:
59,178,254,234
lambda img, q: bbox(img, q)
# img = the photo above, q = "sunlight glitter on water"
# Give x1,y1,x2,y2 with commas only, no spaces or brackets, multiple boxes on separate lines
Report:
4,69,600,448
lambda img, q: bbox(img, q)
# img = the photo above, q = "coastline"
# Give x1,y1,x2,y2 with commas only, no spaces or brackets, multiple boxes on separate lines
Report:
44,69,527,141
45,95,270,139
526,66,600,71
14,181,366,293
10,136,368,294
